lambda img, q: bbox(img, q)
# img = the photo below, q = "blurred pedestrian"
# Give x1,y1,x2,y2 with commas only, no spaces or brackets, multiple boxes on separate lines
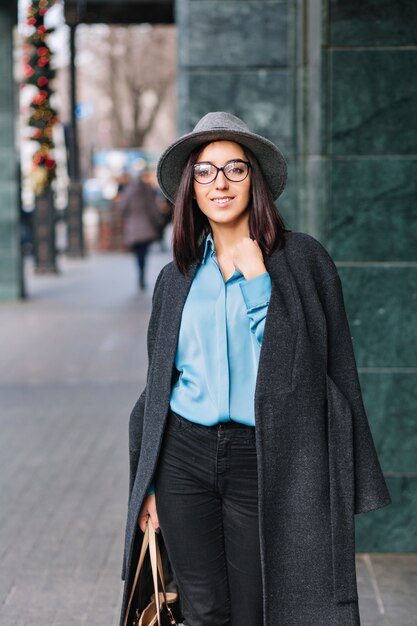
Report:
144,168,173,252
118,168,165,290
115,169,131,197
120,113,391,626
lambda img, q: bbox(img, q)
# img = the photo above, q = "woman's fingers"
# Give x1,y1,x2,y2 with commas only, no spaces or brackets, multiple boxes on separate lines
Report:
138,511,149,533
232,237,266,279
147,494,160,531
137,494,159,532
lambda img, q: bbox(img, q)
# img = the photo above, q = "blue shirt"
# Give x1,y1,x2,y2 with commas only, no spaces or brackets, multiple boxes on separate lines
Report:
169,231,272,426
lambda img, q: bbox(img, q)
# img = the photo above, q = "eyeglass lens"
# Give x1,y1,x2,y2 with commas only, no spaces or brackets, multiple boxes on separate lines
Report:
193,160,250,184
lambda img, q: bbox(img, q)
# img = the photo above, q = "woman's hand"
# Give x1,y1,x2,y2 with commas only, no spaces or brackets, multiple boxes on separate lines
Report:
137,494,160,533
233,237,267,280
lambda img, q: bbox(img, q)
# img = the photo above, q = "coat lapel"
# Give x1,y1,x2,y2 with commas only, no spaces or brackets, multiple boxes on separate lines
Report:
144,262,199,433
255,248,299,402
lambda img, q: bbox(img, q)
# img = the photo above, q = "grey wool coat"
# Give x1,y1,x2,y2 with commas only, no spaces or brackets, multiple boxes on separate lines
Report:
120,231,391,626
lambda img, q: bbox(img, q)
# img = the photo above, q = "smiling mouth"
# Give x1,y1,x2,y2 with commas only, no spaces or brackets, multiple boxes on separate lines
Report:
211,196,234,206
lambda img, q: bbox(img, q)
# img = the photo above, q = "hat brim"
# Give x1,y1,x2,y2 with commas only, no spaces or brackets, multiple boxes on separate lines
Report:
157,128,288,203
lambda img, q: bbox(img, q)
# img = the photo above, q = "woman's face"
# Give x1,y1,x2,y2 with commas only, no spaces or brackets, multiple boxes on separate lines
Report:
193,141,251,231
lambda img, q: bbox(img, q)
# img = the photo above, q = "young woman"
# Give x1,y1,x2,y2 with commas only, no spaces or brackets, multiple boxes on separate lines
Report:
120,112,391,626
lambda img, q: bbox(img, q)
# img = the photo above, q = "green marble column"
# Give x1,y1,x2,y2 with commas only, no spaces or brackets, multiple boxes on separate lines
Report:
295,0,417,550
177,0,416,550
0,5,21,300
175,0,296,223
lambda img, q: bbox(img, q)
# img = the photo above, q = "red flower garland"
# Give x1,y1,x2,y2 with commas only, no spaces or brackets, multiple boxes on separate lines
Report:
22,0,58,195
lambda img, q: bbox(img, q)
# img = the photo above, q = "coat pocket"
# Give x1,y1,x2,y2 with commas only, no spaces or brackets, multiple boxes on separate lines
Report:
326,374,358,603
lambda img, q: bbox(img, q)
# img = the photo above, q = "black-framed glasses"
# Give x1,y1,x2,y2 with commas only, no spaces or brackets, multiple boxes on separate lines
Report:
192,159,251,185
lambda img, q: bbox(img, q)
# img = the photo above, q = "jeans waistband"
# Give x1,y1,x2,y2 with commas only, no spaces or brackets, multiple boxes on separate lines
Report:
168,409,254,430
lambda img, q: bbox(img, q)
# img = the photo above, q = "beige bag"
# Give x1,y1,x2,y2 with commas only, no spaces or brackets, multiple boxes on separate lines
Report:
123,520,178,626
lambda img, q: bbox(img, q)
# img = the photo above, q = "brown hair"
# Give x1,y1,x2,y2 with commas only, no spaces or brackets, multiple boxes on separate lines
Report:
171,143,288,275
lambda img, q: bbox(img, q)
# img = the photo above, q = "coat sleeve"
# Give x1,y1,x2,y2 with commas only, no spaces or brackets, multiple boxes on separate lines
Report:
128,265,166,500
122,266,166,580
127,390,146,500
320,274,392,514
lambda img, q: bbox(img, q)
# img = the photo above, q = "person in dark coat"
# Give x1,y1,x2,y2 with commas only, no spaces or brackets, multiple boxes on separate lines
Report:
120,112,391,626
118,169,164,290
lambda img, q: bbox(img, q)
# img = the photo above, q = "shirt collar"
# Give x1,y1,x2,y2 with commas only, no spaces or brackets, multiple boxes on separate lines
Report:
201,231,215,264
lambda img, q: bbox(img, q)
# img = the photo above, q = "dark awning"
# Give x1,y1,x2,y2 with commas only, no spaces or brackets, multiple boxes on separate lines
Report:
64,0,174,25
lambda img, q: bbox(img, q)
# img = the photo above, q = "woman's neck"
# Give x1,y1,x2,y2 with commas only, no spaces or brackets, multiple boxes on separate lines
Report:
210,222,250,258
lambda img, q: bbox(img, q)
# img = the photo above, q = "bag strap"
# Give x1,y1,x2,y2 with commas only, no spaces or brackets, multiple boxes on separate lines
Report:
123,522,150,626
124,520,177,626
148,523,177,626
149,523,169,625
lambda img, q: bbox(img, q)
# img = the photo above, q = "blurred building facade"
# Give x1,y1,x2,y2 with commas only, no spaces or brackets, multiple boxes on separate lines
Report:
0,0,416,550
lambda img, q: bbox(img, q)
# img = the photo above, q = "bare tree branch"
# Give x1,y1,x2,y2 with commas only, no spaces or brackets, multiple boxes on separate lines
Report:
76,24,176,155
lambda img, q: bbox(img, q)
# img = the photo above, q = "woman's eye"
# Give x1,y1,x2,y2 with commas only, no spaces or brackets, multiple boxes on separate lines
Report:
228,165,244,175
195,167,212,177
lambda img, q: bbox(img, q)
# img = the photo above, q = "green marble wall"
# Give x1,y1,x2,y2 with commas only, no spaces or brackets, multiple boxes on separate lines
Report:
320,1,417,550
177,0,416,550
0,6,20,300
175,0,296,223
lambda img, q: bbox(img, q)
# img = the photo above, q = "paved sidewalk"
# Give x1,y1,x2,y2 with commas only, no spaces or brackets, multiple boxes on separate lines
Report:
0,249,416,626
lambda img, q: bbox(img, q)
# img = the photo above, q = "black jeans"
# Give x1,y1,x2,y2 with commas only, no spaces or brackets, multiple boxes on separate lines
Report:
154,410,263,626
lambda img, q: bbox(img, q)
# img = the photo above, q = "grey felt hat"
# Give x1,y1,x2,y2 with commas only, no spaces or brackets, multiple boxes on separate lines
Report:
157,112,288,203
